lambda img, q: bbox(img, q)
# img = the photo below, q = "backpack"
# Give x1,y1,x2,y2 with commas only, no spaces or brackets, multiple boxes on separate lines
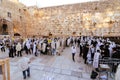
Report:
90,70,98,79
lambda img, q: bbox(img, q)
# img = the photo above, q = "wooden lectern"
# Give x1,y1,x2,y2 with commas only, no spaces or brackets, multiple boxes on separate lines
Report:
0,58,10,80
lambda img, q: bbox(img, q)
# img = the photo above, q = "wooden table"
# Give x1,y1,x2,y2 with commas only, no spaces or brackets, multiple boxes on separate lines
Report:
0,58,10,80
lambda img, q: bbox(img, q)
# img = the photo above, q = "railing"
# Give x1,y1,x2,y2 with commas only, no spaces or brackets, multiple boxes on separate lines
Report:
99,58,120,64
99,58,120,79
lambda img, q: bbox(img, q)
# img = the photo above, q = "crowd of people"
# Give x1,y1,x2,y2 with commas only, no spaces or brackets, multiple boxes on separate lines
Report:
0,36,120,79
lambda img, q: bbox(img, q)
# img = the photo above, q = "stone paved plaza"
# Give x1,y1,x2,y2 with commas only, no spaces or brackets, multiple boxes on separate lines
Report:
0,47,114,80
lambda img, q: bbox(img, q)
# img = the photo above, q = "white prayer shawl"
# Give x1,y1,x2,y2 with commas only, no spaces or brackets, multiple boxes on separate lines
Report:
51,41,55,49
93,52,100,68
37,42,42,50
88,40,91,45
23,40,26,48
18,57,30,71
87,48,92,59
42,43,46,52
56,41,60,49
87,36,90,41
107,38,110,42
0,45,2,49
16,43,22,51
33,43,36,54
109,45,113,58
67,38,70,46
85,37,87,42
81,36,83,42
96,45,100,52
97,41,101,47
112,42,116,47
26,42,30,49
39,41,42,48
91,47,95,54
115,64,120,80
71,46,77,54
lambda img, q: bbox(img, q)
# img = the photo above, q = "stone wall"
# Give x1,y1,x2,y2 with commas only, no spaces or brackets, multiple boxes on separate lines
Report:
0,0,32,37
28,0,120,37
0,0,120,37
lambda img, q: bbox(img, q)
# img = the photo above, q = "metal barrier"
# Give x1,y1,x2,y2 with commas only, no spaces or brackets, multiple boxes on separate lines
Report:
99,58,120,80
99,58,120,64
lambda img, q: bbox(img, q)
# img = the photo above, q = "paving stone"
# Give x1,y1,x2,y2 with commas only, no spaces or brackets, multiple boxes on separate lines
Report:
0,47,114,80
53,68,61,74
71,71,82,78
61,69,71,75
82,73,91,79
31,65,44,71
43,66,54,72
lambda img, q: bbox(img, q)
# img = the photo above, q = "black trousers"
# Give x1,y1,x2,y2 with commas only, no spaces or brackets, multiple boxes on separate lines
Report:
79,49,82,57
72,53,75,61
35,52,37,56
84,57,87,64
23,67,30,79
26,49,31,54
17,51,22,57
1,47,5,52
91,53,94,59
9,52,14,57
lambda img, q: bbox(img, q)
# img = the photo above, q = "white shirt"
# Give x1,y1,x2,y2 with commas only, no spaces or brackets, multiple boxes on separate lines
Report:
26,42,30,49
91,47,95,53
18,57,30,71
16,43,22,51
51,41,55,49
71,46,77,54
33,43,37,54
42,43,46,52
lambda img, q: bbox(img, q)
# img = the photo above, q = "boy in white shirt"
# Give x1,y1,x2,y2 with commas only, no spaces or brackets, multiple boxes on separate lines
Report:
18,57,31,79
71,45,77,62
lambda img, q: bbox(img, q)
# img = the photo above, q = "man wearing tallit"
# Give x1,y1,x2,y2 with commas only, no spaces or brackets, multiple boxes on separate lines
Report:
51,39,56,55
67,38,71,47
115,64,120,80
37,40,42,55
56,39,60,55
26,41,31,54
33,42,37,56
42,42,47,54
93,50,101,70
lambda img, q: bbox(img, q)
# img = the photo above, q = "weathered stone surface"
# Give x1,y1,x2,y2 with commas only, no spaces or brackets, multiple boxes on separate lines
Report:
0,0,120,37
